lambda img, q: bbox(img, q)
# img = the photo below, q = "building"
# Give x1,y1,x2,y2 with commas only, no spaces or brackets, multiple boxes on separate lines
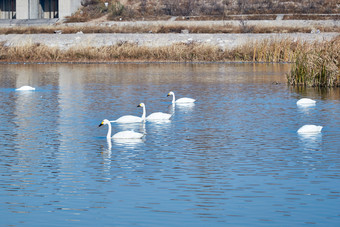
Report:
0,0,82,19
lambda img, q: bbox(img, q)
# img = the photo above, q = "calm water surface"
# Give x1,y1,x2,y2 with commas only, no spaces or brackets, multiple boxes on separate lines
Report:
0,63,339,226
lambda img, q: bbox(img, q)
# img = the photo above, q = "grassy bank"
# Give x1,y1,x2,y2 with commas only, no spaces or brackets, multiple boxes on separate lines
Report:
0,36,336,63
0,38,301,62
1,36,339,86
1,23,338,35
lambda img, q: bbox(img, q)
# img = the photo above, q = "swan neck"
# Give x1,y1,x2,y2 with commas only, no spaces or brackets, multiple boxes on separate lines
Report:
106,121,112,139
141,105,146,120
172,93,175,103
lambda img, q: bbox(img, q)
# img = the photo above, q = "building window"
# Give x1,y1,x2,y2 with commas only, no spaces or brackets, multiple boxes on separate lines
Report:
0,0,16,19
40,0,58,18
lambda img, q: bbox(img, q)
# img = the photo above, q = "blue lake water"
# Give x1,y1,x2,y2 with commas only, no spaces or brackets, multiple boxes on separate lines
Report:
0,63,339,226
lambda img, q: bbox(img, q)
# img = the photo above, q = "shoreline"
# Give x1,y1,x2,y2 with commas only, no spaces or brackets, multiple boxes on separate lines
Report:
0,60,293,64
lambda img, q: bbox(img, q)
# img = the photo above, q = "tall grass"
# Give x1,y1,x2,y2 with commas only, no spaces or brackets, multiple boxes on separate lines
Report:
0,38,319,63
230,38,304,62
1,37,339,87
0,42,221,62
2,23,337,35
287,37,340,87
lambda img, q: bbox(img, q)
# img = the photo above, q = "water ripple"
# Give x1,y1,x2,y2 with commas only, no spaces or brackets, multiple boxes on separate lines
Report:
0,63,339,226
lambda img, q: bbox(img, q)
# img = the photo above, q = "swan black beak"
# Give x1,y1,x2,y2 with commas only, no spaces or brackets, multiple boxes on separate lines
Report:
137,104,141,107
167,94,170,97
98,122,104,127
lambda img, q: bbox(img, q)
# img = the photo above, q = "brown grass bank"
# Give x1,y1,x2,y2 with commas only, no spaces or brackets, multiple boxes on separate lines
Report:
1,23,338,35
0,36,337,63
1,36,339,86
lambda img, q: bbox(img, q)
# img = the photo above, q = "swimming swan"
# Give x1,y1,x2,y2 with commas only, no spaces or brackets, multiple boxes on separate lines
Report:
110,105,146,123
167,91,195,104
297,98,316,106
297,125,323,134
15,86,35,91
137,103,171,121
99,119,144,139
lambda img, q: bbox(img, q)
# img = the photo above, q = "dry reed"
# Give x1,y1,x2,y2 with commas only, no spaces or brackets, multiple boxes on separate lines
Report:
1,23,339,35
0,37,336,61
287,36,340,87
227,38,305,62
0,38,310,63
0,42,222,62
1,37,339,86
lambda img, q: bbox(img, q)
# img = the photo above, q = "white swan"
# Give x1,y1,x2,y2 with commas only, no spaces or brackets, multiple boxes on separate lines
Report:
99,119,144,139
167,91,195,104
137,103,171,121
110,105,145,123
297,98,316,106
15,86,35,91
297,125,323,134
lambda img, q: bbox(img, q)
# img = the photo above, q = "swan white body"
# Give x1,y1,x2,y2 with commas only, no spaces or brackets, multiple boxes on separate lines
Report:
138,103,172,121
112,131,143,139
297,98,316,106
110,114,145,123
110,103,147,123
147,112,172,121
99,119,144,139
297,125,323,134
167,91,195,104
15,86,35,91
111,115,143,123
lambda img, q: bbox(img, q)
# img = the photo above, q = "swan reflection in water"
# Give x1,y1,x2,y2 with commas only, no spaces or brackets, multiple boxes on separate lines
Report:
167,102,195,117
297,104,316,114
297,125,323,152
115,120,147,134
298,133,322,152
102,138,112,162
101,134,143,175
175,102,195,112
113,137,144,148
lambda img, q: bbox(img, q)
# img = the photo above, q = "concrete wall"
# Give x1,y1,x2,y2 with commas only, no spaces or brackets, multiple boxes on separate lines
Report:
58,0,82,19
16,0,28,19
30,0,39,19
16,0,41,19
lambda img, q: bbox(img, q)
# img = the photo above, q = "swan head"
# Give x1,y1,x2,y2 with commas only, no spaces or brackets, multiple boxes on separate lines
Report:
167,91,174,97
98,119,110,127
137,103,145,108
